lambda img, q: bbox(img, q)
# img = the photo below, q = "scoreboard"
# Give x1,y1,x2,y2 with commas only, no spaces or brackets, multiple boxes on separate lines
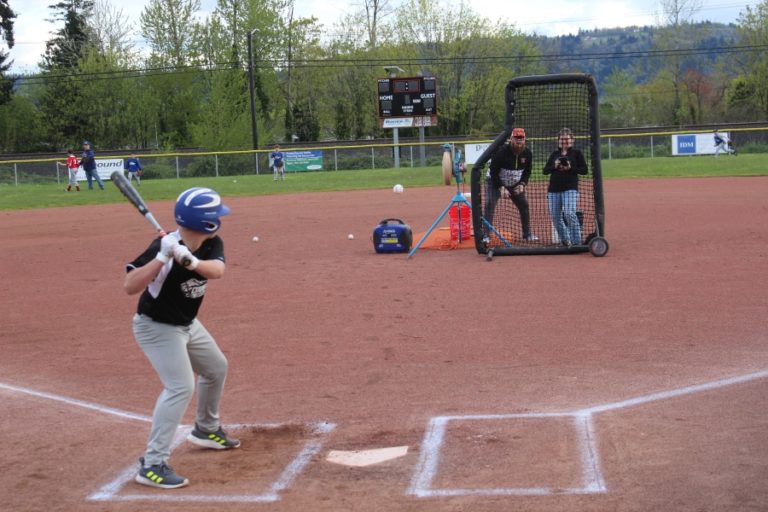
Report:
377,76,438,124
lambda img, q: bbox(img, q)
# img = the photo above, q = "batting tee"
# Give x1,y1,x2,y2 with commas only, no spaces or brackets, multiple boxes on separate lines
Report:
470,73,608,257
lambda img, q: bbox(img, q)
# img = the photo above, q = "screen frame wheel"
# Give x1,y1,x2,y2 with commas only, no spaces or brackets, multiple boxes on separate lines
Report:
589,236,609,257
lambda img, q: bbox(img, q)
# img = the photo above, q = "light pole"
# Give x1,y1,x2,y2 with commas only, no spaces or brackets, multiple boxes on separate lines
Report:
247,28,260,173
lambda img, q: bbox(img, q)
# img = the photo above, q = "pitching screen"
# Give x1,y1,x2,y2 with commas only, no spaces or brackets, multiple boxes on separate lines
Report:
470,74,605,256
377,76,438,118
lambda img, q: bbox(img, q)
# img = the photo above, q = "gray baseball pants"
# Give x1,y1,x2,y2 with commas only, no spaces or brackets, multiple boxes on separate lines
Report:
133,313,229,466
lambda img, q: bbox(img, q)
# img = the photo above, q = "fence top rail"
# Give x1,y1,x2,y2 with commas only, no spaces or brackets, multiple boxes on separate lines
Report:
2,125,767,166
0,140,487,165
601,126,767,140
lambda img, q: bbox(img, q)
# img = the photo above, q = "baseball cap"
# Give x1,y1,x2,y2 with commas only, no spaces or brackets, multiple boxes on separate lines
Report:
512,128,525,139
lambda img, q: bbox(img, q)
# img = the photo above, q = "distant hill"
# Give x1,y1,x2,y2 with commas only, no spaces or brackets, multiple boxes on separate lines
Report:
529,21,741,86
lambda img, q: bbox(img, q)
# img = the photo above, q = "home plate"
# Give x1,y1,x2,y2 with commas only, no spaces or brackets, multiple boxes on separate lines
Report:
326,446,409,467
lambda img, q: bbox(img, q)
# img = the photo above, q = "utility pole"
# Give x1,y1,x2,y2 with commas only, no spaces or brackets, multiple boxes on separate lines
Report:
247,29,260,173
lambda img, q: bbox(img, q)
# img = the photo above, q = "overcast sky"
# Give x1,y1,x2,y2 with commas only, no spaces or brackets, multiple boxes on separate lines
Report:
4,0,757,73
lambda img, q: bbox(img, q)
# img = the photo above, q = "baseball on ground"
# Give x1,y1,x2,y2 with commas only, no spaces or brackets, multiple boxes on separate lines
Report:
252,236,259,242
393,184,404,193
347,233,354,240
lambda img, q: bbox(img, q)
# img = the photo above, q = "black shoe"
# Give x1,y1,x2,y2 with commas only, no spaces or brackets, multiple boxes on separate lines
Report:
135,457,189,489
187,423,241,450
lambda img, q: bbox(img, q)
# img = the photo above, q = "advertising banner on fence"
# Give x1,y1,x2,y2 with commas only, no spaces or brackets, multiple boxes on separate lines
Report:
74,159,124,181
672,133,727,156
285,150,323,172
464,143,491,165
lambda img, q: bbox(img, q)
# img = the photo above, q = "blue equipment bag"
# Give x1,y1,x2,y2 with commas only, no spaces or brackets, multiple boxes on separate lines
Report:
373,218,413,253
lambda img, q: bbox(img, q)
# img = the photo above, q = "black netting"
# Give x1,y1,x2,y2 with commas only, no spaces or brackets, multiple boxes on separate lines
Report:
472,74,604,255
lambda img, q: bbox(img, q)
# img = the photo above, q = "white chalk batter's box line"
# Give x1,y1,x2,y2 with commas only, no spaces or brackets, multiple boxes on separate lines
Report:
0,381,335,504
408,369,768,498
409,412,604,497
2,368,767,502
88,421,337,503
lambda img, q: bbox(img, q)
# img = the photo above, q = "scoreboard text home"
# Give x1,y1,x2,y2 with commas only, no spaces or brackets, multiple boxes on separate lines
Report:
377,76,438,127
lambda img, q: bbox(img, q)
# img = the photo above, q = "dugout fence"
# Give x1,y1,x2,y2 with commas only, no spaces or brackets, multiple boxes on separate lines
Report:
470,73,608,258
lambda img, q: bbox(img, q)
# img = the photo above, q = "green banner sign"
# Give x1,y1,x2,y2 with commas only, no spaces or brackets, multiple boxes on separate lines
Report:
285,150,323,172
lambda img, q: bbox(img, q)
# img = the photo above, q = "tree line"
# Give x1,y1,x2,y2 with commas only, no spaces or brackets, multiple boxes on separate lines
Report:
0,0,766,154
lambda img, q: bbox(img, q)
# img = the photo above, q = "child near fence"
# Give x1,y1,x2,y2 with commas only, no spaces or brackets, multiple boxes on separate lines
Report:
57,149,80,192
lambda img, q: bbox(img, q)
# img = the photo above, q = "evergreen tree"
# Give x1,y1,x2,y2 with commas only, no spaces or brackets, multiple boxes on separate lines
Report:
35,1,96,148
0,0,16,105
42,0,95,70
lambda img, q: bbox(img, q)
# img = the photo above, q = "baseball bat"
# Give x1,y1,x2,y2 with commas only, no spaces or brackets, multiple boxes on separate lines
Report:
110,171,191,266
110,170,163,232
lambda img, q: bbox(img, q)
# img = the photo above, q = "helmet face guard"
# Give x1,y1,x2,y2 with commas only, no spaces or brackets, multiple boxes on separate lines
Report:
174,187,230,233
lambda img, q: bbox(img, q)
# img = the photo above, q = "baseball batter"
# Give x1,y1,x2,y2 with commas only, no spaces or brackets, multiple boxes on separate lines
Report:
124,187,239,489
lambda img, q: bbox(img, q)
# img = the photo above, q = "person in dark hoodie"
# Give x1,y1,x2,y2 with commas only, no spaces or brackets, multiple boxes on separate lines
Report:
543,127,588,247
483,127,537,244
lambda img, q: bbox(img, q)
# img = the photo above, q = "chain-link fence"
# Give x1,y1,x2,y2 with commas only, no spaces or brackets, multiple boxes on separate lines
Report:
0,142,452,186
601,124,768,159
2,125,767,186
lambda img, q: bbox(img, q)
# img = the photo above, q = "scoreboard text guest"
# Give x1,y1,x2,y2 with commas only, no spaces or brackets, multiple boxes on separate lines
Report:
377,76,438,118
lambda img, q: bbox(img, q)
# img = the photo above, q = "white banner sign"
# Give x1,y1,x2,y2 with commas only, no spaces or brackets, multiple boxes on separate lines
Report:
672,133,727,156
382,118,414,129
74,159,124,181
464,143,491,165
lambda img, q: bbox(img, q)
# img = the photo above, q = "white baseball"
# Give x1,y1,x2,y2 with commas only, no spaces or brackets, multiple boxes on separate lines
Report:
252,236,259,242
347,233,354,240
393,184,404,193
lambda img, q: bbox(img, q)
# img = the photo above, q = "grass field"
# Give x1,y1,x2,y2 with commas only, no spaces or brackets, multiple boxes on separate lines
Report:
0,153,763,211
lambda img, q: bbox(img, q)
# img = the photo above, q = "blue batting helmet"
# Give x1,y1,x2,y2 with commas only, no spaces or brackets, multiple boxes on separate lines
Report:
174,187,230,233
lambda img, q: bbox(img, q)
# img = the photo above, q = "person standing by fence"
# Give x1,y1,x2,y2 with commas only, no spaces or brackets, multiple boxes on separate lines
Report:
57,149,81,192
270,144,285,181
80,140,104,190
125,154,144,185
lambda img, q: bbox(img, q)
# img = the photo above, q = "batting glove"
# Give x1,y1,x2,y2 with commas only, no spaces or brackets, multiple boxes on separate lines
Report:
155,233,179,263
172,244,199,270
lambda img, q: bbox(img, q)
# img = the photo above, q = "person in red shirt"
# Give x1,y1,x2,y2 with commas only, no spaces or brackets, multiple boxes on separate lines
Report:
57,149,80,192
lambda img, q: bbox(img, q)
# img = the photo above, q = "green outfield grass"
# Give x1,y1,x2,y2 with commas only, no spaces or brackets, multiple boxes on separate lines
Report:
0,154,764,211
600,154,765,179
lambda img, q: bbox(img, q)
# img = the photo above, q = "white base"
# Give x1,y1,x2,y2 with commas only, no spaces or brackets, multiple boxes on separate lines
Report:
326,446,409,467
